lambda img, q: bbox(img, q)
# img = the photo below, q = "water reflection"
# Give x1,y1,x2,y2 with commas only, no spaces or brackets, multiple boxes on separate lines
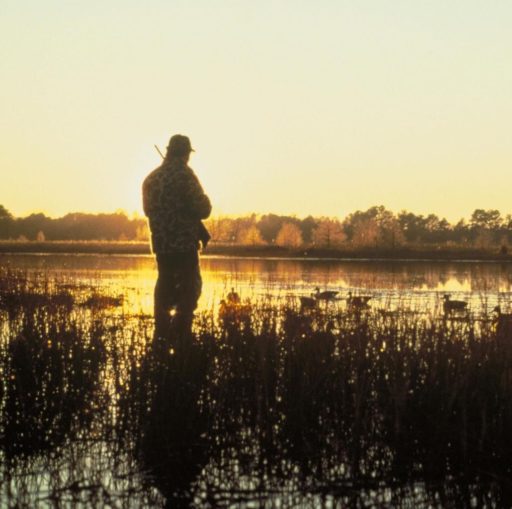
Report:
115,304,512,507
1,306,106,462
135,346,210,507
2,258,512,506
3,254,512,314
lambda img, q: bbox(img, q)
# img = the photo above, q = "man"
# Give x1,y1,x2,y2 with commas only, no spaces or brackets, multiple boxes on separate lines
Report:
142,134,211,341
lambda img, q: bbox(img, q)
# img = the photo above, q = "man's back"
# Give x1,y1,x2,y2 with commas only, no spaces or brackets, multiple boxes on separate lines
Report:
143,158,211,253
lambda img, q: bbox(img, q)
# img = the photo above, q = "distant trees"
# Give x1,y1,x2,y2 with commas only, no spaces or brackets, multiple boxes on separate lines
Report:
312,218,345,248
300,216,317,244
206,214,309,247
470,209,502,230
135,223,149,241
343,206,404,248
258,214,284,244
0,205,13,238
469,209,506,247
204,217,230,243
1,203,511,250
0,205,12,220
239,225,265,246
0,206,146,241
205,215,262,245
350,217,380,247
276,223,303,247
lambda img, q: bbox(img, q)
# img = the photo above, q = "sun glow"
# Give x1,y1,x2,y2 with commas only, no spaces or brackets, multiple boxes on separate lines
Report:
1,2,511,219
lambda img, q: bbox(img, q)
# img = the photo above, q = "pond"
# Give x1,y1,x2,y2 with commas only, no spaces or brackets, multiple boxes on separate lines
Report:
2,253,512,315
1,254,512,507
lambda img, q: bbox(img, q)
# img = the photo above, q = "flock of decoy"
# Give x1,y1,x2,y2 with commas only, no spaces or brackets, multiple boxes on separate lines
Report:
299,288,372,312
299,288,512,325
219,286,512,332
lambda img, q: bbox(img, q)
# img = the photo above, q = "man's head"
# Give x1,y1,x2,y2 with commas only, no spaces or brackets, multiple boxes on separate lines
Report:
166,134,194,161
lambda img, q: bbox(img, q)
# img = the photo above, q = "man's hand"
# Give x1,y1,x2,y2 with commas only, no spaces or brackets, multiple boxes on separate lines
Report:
199,222,211,248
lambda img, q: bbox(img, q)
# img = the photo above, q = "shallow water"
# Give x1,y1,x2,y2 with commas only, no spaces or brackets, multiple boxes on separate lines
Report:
2,255,512,507
2,253,512,314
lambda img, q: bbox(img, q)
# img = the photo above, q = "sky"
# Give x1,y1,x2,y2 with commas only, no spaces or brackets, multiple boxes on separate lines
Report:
1,0,511,222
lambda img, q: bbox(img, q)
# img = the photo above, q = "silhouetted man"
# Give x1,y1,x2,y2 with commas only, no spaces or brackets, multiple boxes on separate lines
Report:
142,134,211,342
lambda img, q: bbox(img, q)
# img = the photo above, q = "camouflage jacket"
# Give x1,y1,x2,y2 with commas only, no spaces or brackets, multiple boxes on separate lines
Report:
142,158,211,253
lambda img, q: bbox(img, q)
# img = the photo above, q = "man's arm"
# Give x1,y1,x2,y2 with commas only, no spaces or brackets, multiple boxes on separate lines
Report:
142,177,152,217
183,169,212,219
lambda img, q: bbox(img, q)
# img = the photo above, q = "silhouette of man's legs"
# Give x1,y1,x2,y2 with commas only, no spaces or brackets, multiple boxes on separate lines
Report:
154,252,202,343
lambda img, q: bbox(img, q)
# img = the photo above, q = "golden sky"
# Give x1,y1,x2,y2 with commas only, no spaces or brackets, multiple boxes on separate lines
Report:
1,1,511,221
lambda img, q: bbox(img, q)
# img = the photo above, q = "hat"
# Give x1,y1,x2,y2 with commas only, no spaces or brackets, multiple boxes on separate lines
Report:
167,134,195,156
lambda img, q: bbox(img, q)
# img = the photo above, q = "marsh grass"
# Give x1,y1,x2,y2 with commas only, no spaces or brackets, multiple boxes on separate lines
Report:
1,268,512,507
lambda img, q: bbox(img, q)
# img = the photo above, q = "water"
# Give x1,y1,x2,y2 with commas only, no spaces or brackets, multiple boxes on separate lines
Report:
2,254,512,507
2,253,512,314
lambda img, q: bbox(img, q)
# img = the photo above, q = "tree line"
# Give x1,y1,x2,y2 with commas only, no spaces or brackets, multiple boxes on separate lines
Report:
0,207,147,242
1,205,511,250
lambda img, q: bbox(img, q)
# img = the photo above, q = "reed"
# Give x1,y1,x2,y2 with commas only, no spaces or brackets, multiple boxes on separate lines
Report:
1,269,511,507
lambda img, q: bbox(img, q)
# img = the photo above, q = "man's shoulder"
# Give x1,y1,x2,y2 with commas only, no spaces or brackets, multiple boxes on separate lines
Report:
184,165,201,184
143,166,164,186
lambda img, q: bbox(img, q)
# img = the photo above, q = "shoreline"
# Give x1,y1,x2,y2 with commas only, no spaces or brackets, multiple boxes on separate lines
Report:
0,240,511,262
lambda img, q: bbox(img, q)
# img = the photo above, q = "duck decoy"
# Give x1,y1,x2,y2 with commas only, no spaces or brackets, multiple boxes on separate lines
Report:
493,305,512,334
299,296,317,311
227,287,241,304
312,287,339,301
346,291,372,310
219,295,252,327
443,295,468,316
494,305,512,318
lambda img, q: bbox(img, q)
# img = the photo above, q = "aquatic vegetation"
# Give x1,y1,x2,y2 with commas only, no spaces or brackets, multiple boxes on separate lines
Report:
1,268,512,507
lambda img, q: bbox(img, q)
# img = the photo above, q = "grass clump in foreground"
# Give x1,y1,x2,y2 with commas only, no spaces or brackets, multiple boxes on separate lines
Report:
123,299,512,507
1,269,512,507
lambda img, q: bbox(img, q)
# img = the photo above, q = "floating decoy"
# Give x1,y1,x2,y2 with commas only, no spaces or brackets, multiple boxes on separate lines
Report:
219,296,251,327
299,296,317,311
82,293,124,309
493,306,512,334
227,287,241,304
312,287,339,301
443,295,468,316
346,291,372,310
494,305,512,318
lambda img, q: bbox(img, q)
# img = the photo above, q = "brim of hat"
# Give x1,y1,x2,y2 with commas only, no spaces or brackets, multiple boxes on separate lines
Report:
167,148,195,154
